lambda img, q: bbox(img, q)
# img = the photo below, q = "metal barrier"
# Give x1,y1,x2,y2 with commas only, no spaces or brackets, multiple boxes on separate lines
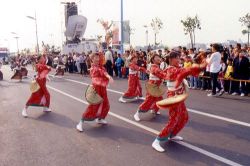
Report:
198,75,250,83
198,75,250,94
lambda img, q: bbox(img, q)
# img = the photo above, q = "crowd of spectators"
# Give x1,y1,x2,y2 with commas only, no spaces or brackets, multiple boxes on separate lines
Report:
9,43,250,97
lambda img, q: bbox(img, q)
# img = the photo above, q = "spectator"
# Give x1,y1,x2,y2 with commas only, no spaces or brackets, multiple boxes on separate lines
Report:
115,53,123,78
76,54,81,73
122,50,130,78
160,55,169,70
224,58,233,93
73,53,78,72
158,49,163,57
206,44,224,97
68,53,74,73
137,54,146,80
79,53,85,75
188,48,196,59
62,55,68,72
105,46,114,77
83,53,89,75
201,53,212,91
190,57,202,89
113,51,118,77
218,58,227,92
183,56,192,68
231,50,250,96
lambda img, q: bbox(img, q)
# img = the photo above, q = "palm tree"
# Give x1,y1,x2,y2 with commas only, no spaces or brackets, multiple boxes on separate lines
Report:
181,15,201,49
239,13,250,46
150,17,163,46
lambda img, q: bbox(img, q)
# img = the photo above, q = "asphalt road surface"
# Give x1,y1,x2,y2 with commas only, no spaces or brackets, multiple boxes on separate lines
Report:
0,65,250,166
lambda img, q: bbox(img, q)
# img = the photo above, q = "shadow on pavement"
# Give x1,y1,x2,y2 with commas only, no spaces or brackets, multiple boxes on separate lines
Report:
83,123,154,146
30,112,77,129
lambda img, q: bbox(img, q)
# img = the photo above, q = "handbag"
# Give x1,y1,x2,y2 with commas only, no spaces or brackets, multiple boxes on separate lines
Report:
145,82,166,97
85,85,103,105
30,80,40,93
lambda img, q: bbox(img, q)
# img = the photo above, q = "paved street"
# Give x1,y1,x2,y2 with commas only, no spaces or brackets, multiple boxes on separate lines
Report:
0,65,250,166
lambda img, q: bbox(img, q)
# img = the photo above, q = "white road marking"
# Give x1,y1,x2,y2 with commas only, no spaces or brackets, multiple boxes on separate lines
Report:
188,109,250,128
47,85,243,166
62,77,250,128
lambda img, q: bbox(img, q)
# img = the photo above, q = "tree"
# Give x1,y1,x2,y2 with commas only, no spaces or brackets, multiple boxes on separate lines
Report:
97,19,113,47
239,13,250,46
150,17,163,46
181,15,201,49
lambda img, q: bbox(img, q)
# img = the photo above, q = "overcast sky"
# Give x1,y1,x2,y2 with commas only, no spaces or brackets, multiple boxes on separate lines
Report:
0,0,249,52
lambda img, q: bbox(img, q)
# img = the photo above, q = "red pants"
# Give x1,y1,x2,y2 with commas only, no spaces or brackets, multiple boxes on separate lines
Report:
26,78,50,108
139,93,163,113
157,102,188,141
123,74,142,98
82,85,110,121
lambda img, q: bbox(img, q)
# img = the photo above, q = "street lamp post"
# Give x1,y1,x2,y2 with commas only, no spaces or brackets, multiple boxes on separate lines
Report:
120,0,124,54
11,32,19,54
14,37,19,54
27,12,39,55
143,25,149,46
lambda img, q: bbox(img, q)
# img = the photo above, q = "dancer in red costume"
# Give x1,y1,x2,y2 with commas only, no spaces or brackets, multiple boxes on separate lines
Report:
54,60,65,77
21,55,51,118
152,51,206,152
76,53,113,132
11,55,23,81
119,55,147,103
134,54,167,121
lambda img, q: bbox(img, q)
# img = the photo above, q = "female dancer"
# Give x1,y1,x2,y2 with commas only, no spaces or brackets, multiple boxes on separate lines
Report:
76,52,113,132
133,54,167,121
54,57,65,77
152,51,206,152
11,57,23,81
20,57,28,78
119,55,147,103
21,55,51,117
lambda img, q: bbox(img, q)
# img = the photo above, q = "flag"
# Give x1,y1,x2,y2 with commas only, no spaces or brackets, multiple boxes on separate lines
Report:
112,21,119,45
123,21,130,44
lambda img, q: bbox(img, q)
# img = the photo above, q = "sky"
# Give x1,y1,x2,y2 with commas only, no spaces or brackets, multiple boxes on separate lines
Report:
0,0,249,52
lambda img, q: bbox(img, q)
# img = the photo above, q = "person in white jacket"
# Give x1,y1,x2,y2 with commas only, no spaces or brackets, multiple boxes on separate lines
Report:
206,44,224,97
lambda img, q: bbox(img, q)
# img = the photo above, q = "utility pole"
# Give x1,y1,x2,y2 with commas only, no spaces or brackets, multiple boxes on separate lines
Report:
120,0,124,54
27,12,39,55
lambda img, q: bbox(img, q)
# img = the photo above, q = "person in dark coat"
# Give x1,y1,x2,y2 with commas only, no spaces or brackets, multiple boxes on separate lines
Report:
231,50,250,96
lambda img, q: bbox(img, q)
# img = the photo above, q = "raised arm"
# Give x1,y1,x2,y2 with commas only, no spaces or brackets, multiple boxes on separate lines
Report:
175,64,206,88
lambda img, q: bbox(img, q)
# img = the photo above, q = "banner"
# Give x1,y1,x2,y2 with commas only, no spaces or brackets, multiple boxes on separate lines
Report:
112,21,119,45
123,21,130,44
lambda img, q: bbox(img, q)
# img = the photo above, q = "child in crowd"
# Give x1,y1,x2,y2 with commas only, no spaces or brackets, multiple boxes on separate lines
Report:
224,58,233,93
115,53,124,78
